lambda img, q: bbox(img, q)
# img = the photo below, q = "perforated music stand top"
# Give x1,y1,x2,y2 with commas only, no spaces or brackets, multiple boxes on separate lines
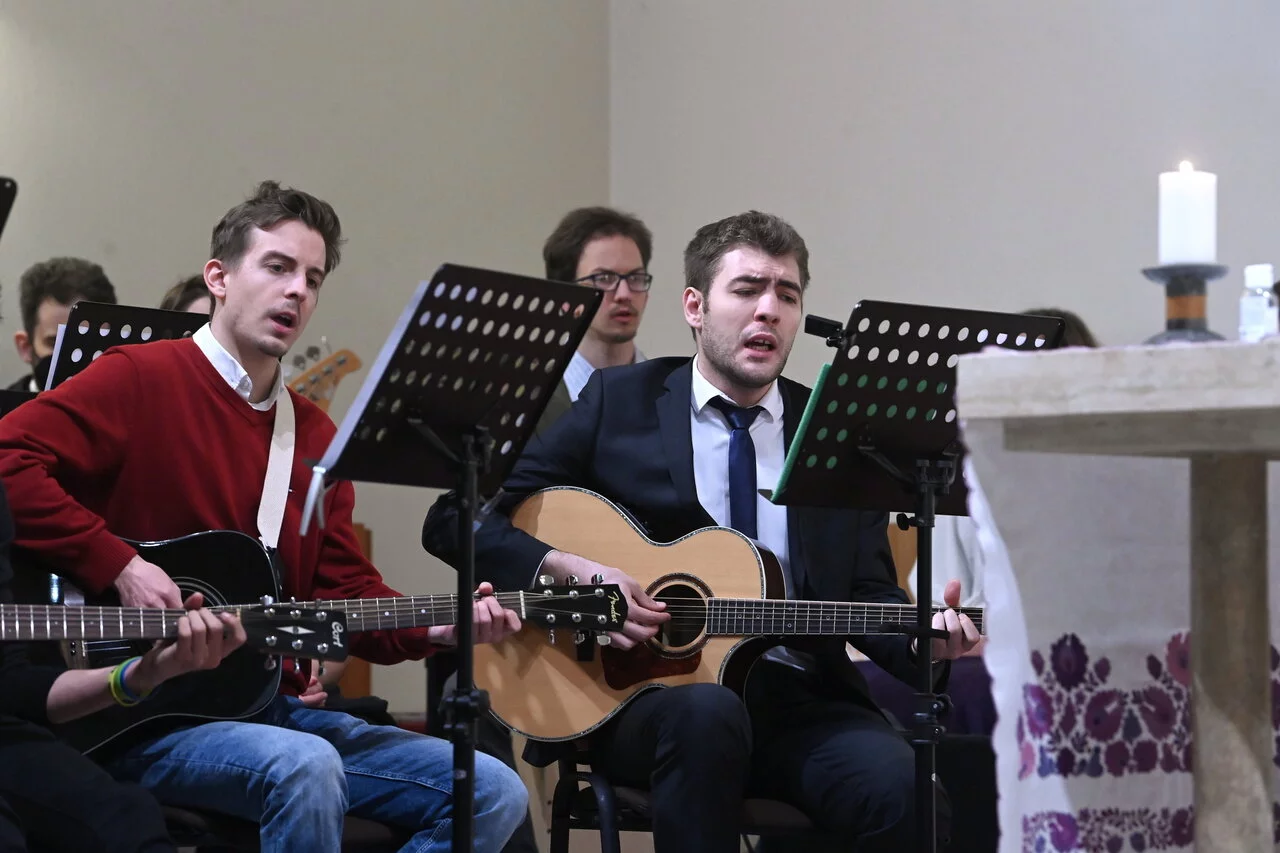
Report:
47,302,207,390
770,300,1065,516
311,263,602,495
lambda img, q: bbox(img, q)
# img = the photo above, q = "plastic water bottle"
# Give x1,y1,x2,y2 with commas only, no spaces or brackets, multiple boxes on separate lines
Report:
1238,263,1278,342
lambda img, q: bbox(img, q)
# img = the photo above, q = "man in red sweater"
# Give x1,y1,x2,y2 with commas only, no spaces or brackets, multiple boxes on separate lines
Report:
0,181,529,853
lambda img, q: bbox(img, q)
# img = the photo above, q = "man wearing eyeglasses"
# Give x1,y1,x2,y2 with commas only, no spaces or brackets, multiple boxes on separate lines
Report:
535,207,654,432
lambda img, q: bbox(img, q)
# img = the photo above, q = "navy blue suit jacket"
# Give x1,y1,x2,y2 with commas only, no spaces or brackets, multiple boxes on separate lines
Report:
423,356,943,710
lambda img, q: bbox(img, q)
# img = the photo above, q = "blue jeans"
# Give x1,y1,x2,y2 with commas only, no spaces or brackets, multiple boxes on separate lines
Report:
104,696,528,853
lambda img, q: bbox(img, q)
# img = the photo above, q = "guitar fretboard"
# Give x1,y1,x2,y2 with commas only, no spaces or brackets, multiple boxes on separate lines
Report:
705,599,985,638
307,591,529,632
0,604,193,641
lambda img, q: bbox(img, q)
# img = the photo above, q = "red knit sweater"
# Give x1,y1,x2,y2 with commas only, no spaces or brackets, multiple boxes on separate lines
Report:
0,338,434,694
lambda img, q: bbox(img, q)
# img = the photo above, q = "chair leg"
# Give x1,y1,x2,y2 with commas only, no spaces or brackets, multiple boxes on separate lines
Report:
580,772,622,853
548,776,576,853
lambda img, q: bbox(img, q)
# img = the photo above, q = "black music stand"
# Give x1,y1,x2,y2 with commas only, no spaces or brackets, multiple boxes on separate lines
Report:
770,300,1065,853
47,302,208,389
301,263,601,851
0,176,16,248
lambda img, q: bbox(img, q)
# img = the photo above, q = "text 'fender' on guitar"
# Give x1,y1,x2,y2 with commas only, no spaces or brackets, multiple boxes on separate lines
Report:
474,487,986,742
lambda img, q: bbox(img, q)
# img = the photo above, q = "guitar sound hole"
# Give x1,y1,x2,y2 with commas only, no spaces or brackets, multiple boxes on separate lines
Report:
652,582,707,650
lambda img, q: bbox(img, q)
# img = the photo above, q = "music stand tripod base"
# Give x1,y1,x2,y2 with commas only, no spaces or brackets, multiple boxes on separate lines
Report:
769,299,1066,853
304,264,601,851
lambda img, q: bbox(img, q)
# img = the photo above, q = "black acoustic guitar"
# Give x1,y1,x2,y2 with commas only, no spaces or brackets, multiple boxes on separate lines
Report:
36,529,625,754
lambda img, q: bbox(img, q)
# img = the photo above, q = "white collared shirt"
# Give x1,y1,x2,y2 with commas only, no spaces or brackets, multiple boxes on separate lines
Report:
192,324,282,412
689,355,794,594
564,347,647,402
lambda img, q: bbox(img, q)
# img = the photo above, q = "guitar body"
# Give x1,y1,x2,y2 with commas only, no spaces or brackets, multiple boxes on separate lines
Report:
476,487,786,742
53,530,284,755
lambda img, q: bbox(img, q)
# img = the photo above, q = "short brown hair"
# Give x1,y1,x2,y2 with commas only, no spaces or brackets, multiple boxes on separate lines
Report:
18,257,117,338
542,207,653,283
211,180,344,275
159,275,211,313
684,211,810,297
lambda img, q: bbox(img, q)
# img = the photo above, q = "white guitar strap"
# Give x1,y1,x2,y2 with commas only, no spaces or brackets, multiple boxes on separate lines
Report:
257,381,295,552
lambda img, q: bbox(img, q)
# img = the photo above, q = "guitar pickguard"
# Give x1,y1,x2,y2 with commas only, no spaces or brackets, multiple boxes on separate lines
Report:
601,643,700,690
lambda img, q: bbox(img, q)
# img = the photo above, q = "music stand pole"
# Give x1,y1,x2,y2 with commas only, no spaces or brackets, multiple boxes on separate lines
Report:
779,303,1066,853
905,458,954,853
447,427,490,849
300,265,602,852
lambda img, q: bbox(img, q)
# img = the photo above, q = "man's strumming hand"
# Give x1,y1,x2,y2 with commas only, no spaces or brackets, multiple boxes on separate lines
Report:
541,551,668,651
115,554,183,608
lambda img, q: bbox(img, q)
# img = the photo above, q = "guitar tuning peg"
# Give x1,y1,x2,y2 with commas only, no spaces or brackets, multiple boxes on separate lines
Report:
537,574,553,587
574,631,586,645
596,634,611,646
547,630,556,645
566,575,579,586
260,594,275,606
264,657,278,671
591,573,604,585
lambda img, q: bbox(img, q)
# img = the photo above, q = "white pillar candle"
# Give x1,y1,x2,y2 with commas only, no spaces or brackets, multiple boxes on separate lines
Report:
1158,160,1217,265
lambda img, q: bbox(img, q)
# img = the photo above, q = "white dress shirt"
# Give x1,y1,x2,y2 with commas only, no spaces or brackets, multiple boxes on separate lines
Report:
564,347,647,402
193,324,283,412
690,356,817,675
688,356,794,592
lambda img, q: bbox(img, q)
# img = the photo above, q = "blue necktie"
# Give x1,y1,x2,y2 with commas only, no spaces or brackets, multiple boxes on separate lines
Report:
708,397,763,539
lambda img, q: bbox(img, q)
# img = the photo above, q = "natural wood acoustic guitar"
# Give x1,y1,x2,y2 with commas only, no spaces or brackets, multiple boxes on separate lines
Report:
475,486,986,742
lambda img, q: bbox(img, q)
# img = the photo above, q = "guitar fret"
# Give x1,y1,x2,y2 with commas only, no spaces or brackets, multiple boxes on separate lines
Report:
703,598,985,640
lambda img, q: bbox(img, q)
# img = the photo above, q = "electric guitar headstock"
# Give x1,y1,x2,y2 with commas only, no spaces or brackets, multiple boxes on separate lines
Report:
527,575,629,646
240,604,350,662
286,344,362,414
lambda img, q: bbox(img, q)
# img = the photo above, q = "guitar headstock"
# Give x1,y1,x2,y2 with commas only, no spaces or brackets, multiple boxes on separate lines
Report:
528,576,629,645
240,605,350,662
287,347,362,413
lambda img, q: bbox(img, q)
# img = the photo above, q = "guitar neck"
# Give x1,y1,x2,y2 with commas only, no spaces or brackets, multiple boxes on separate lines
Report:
0,604,195,642
313,591,528,632
705,599,985,638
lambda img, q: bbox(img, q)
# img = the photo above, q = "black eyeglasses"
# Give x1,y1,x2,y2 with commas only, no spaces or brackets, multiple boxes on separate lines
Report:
574,271,654,292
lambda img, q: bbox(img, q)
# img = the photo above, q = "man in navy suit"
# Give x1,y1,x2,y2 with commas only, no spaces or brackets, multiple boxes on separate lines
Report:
423,211,979,853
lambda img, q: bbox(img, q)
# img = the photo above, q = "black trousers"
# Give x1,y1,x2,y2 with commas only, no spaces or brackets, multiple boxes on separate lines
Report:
0,795,25,853
589,662,951,853
0,717,174,853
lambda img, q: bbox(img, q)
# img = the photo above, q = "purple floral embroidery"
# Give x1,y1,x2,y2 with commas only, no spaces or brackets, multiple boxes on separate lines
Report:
1013,632,1280,779
1051,634,1090,689
1084,691,1124,741
1136,687,1177,740
1025,803,1275,851
1164,635,1190,687
1025,685,1054,737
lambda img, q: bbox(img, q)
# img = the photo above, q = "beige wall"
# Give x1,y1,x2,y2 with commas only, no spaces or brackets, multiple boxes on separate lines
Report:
610,0,1280,386
0,0,610,711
